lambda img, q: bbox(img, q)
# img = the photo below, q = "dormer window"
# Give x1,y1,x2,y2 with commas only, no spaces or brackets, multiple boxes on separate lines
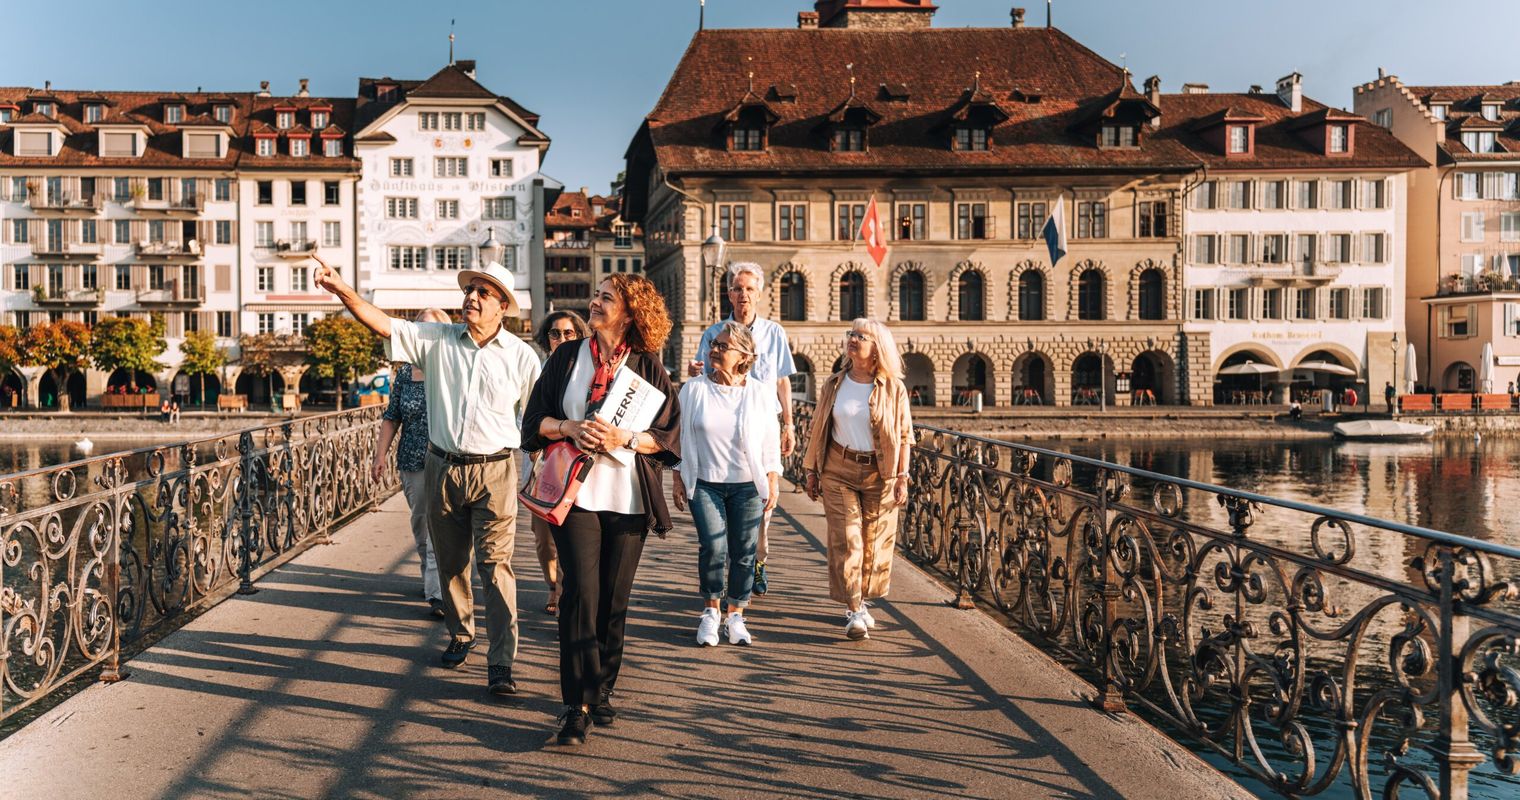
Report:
213,104,232,123
722,98,776,153
290,137,309,158
1482,103,1501,121
832,128,865,152
0,105,13,123
733,125,764,151
311,110,329,129
323,138,342,157
1328,124,1349,153
164,105,184,124
1431,103,1449,121
1100,124,1138,149
84,104,103,123
276,111,294,129
255,136,276,157
34,101,53,118
1462,131,1500,153
375,83,398,103
1228,125,1250,154
954,126,989,151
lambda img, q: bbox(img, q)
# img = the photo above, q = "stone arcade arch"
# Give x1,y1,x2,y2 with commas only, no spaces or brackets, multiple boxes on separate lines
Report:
1010,350,1054,405
1127,350,1176,405
902,352,936,406
951,351,994,407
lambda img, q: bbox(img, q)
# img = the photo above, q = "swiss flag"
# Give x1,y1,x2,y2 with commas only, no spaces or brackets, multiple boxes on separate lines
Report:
858,195,888,268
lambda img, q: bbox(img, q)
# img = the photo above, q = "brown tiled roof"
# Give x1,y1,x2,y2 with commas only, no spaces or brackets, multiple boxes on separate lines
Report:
0,87,358,170
407,64,497,99
8,112,65,126
633,27,1201,178
352,66,544,143
1406,83,1520,163
545,190,595,229
1153,91,1426,170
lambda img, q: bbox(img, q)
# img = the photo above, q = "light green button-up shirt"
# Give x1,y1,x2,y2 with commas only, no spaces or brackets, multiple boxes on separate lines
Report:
389,319,542,455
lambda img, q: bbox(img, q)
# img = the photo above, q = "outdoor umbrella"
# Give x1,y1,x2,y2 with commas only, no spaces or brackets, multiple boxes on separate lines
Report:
1404,343,1418,394
1480,341,1495,393
1295,361,1358,376
1218,360,1279,400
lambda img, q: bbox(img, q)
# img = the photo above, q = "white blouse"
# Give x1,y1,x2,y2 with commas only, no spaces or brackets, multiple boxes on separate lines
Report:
831,376,875,451
561,340,642,515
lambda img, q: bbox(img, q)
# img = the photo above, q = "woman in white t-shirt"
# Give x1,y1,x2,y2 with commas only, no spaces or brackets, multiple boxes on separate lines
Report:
673,321,782,647
799,318,914,641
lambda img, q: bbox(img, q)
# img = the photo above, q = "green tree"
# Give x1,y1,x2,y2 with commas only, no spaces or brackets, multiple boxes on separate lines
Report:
238,332,278,407
0,325,20,409
305,316,385,410
21,321,92,412
90,315,167,390
179,330,227,407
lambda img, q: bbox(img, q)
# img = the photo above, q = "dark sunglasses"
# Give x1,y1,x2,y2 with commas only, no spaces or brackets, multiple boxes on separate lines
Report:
547,328,580,341
462,284,500,300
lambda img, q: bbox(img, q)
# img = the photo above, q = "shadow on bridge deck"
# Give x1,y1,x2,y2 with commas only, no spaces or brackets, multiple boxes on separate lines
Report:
0,491,1251,800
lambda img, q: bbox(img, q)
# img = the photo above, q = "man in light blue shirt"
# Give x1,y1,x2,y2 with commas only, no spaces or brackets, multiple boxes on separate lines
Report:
688,262,797,593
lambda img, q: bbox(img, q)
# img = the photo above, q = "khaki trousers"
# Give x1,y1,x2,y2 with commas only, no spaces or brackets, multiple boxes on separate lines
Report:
820,449,899,607
398,469,442,602
424,450,519,667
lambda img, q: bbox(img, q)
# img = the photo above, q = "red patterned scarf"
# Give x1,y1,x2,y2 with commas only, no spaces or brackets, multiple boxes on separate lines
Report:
586,336,630,416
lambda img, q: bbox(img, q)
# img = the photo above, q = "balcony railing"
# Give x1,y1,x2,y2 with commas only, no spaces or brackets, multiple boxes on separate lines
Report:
785,400,1520,799
274,239,318,258
135,240,201,260
29,240,102,259
28,192,103,212
0,408,397,724
131,195,203,213
547,238,591,250
1438,273,1520,296
31,285,105,306
136,279,203,304
1242,260,1343,285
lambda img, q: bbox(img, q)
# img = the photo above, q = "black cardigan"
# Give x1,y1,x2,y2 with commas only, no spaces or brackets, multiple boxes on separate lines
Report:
521,343,681,535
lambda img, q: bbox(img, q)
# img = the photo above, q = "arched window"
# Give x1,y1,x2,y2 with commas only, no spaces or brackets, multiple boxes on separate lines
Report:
1018,270,1045,321
779,272,807,322
1138,268,1165,320
1078,269,1106,321
957,270,985,321
898,270,925,321
839,270,866,321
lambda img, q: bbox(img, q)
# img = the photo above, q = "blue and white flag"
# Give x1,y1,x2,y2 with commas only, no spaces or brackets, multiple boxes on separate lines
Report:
1043,196,1067,267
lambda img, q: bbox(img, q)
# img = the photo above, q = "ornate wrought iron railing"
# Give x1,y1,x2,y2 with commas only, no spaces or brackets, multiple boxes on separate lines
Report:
787,401,1520,799
1,407,396,724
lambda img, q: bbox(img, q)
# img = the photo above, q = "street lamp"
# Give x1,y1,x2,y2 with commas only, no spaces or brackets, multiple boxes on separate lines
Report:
1390,332,1400,416
1086,338,1110,413
479,227,505,269
700,225,727,321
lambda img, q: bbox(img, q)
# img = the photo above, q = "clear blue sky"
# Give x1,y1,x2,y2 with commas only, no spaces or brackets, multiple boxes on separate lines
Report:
5,1,1517,192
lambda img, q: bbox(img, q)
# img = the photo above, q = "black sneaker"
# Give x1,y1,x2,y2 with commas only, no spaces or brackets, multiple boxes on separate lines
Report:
753,560,768,595
488,665,517,695
440,638,475,668
428,598,447,620
556,706,591,746
590,687,617,725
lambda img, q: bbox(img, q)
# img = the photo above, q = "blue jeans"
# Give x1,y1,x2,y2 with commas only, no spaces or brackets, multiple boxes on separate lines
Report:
691,480,763,608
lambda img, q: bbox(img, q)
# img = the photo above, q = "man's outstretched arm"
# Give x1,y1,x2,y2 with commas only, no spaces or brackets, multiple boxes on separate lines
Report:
313,256,392,339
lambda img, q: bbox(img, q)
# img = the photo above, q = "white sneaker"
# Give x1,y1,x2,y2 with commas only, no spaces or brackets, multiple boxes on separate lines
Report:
725,612,752,646
860,605,877,630
844,609,870,640
696,608,721,646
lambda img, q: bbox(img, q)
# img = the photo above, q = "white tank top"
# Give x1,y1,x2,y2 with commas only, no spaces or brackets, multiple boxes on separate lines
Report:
831,376,875,451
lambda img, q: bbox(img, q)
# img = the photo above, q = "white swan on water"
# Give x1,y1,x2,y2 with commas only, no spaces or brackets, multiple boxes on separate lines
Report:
75,437,94,453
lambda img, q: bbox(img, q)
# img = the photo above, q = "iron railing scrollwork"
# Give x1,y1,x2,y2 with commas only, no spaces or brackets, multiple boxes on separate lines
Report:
1,407,397,724
786,400,1520,799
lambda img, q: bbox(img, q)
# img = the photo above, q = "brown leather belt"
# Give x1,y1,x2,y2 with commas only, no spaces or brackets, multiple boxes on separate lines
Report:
830,439,877,465
428,443,513,465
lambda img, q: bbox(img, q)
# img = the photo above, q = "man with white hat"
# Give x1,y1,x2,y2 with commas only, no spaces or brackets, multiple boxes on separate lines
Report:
314,256,540,697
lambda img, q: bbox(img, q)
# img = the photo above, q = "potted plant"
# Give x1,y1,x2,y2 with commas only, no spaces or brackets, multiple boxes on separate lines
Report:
31,284,46,303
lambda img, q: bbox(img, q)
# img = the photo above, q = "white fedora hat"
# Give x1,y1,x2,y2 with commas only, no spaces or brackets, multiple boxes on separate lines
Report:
456,262,523,318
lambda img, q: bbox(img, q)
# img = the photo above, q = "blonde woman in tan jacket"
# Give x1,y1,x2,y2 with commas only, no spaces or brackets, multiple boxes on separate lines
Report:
801,318,914,640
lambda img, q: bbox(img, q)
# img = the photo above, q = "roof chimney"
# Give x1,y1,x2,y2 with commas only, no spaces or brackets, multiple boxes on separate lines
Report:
457,59,477,79
798,10,819,27
1143,75,1161,126
258,80,271,97
1377,67,1386,79
1181,83,1209,95
1011,7,1025,27
44,80,51,92
297,78,310,97
816,0,937,30
1276,72,1302,113
1248,85,1263,94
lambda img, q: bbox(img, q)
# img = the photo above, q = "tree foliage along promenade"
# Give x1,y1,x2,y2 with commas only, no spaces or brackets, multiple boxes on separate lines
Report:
89,315,167,386
179,330,227,406
304,316,386,410
21,321,93,411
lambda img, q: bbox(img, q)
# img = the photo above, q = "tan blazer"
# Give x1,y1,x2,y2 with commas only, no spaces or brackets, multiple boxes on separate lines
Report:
802,370,915,485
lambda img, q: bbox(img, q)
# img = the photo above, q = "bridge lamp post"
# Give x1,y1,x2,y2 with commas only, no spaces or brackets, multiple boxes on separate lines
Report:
1390,332,1400,416
701,226,727,322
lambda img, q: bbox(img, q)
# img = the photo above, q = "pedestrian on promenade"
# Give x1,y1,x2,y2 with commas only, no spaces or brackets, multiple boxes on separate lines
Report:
522,273,680,747
1385,381,1396,414
673,321,782,647
528,310,591,615
801,318,914,641
373,307,452,621
688,262,796,596
313,256,540,698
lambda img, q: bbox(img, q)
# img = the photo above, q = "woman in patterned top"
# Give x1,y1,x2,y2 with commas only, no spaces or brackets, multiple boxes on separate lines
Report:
373,307,453,619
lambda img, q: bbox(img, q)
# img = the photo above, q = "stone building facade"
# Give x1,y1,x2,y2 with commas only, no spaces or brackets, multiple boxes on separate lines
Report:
623,2,1210,406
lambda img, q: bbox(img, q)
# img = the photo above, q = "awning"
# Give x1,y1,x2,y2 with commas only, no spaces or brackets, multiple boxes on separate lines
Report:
369,287,532,313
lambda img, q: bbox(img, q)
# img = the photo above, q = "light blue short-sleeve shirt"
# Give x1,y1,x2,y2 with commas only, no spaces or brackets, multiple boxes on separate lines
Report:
697,316,796,387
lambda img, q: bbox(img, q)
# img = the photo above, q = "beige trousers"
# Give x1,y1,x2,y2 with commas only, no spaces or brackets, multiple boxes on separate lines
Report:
424,450,519,667
820,449,899,607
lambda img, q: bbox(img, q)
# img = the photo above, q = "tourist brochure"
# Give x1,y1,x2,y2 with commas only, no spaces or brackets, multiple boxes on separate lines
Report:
594,365,666,466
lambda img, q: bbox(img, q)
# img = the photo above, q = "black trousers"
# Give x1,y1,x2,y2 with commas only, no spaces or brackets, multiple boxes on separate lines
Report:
550,507,648,707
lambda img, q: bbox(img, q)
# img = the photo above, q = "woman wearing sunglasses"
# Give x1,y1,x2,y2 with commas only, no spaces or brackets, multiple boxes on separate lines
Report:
799,318,914,641
528,310,591,615
672,321,781,647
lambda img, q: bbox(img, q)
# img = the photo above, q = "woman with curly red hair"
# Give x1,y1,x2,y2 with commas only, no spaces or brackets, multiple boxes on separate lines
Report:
522,273,681,746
